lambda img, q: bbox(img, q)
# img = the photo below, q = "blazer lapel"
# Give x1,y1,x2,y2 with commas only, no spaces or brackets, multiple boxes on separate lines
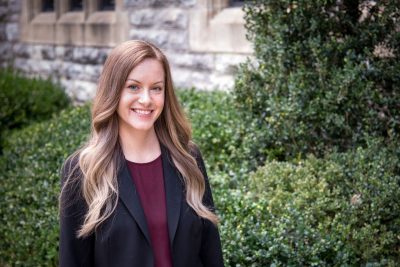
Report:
161,145,182,247
117,162,152,246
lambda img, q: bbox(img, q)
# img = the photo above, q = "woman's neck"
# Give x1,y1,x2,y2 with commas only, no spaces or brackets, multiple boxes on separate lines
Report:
118,127,161,163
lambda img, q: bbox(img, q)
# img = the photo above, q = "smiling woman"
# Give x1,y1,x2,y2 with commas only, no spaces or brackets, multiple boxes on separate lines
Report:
117,58,165,149
59,40,224,267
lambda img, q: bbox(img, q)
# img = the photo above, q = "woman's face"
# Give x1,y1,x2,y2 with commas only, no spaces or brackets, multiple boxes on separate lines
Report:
117,58,165,134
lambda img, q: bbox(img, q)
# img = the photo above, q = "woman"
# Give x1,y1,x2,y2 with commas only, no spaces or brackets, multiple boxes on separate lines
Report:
59,40,224,267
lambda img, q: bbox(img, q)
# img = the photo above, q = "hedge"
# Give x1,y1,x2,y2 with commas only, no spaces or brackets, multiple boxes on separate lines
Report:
0,69,70,150
219,139,400,266
0,105,90,266
234,0,400,161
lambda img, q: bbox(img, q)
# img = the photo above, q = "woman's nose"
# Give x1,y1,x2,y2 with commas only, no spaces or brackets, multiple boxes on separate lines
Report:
138,89,151,105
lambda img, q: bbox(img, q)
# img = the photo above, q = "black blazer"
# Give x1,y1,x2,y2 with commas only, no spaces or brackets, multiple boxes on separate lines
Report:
59,145,224,267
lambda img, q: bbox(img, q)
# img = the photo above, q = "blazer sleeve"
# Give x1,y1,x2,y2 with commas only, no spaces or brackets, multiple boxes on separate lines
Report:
59,157,94,267
192,146,225,267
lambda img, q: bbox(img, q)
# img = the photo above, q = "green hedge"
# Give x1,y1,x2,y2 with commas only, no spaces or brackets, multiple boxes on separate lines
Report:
219,139,400,266
0,69,70,150
234,0,400,161
178,89,256,185
0,106,90,266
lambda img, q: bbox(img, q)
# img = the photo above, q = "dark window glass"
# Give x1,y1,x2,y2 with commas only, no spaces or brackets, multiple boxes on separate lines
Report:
42,0,55,12
70,0,83,11
99,0,115,11
229,0,244,7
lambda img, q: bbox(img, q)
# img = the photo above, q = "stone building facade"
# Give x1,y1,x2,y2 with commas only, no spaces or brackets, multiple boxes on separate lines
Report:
0,0,252,102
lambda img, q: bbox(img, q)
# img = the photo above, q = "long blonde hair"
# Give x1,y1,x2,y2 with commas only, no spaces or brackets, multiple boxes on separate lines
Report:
61,40,219,237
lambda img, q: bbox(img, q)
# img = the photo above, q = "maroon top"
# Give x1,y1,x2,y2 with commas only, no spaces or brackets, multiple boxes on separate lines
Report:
126,155,173,267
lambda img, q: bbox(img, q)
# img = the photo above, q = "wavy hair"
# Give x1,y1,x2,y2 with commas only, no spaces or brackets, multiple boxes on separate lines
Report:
60,40,219,237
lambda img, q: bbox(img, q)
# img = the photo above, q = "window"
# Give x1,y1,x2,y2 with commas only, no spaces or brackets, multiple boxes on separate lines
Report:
42,0,54,12
99,0,115,11
70,0,83,11
21,0,128,46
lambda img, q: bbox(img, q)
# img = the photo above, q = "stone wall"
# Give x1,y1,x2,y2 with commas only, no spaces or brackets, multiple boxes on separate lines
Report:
0,0,252,102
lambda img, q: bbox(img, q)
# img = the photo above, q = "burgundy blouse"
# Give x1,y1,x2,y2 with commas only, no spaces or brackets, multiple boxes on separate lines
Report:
126,155,173,267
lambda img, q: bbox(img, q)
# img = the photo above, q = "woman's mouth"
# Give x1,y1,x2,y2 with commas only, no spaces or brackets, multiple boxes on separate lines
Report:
131,108,153,115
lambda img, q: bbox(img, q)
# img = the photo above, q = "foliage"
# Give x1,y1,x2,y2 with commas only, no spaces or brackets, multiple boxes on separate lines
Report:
235,0,400,161
1,87,400,266
0,106,90,266
178,89,254,184
219,139,400,266
0,68,70,149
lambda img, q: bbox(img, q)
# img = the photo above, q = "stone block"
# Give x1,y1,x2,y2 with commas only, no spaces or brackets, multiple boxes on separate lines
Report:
8,0,22,13
84,65,103,82
41,45,55,60
0,42,12,61
131,8,187,29
12,43,30,58
179,0,196,8
130,29,187,50
72,47,109,65
157,8,187,30
129,29,169,48
171,67,211,90
62,46,74,61
30,59,58,76
130,9,154,27
14,58,31,73
209,73,235,90
64,63,84,80
29,45,44,60
55,46,66,59
61,79,97,102
62,62,102,82
214,54,248,74
167,52,214,71
6,22,18,42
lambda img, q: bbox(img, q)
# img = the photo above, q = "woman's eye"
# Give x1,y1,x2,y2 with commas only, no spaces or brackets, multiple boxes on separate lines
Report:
128,85,139,91
152,87,162,92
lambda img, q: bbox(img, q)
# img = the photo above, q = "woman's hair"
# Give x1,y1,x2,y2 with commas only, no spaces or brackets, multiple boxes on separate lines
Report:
60,40,218,237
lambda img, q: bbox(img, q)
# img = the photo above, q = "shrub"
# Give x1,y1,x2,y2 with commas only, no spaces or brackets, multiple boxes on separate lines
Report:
234,0,400,161
0,69,70,149
219,139,400,266
0,105,90,266
177,88,254,184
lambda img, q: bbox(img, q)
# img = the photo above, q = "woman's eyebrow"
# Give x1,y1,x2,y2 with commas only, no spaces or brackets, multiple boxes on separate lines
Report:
126,79,164,85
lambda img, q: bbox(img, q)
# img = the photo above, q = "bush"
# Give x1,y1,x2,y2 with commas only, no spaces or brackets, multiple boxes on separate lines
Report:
219,139,400,266
0,105,90,266
177,89,254,184
0,69,70,149
234,0,400,161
